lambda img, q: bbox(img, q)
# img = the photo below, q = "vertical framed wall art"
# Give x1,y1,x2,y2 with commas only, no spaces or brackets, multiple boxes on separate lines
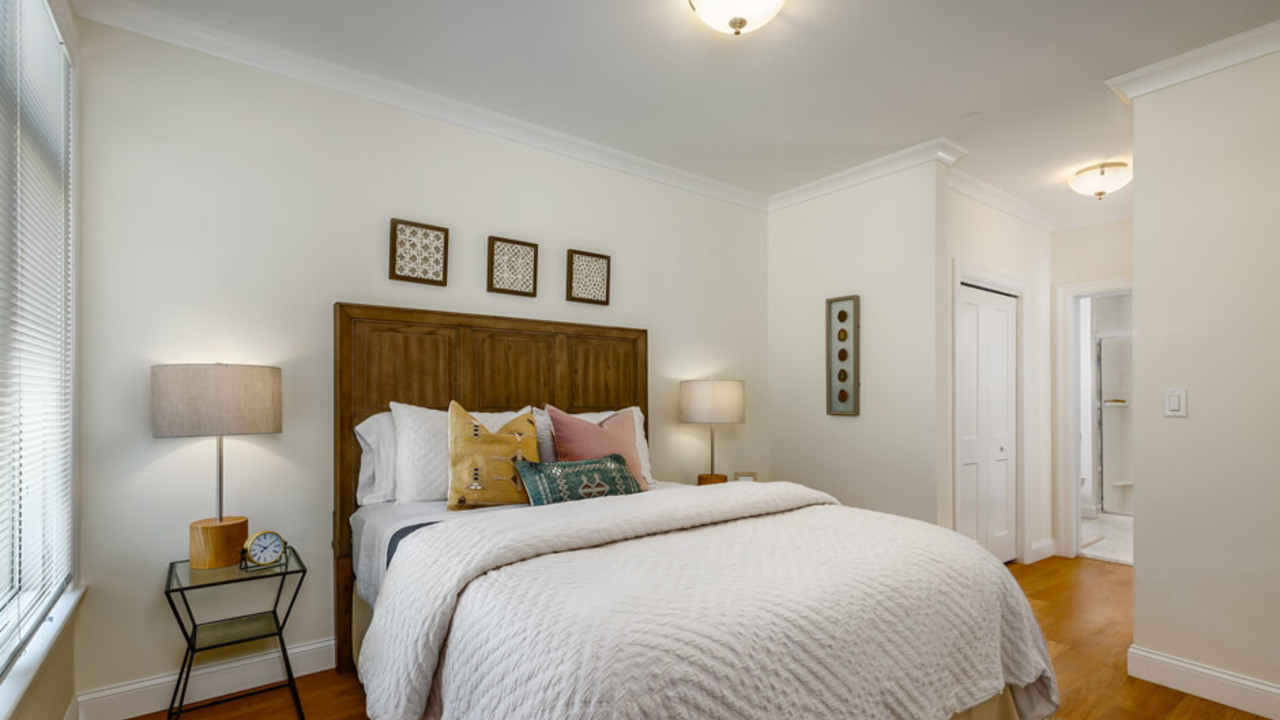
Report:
566,250,611,305
826,295,860,416
388,218,449,286
487,236,539,297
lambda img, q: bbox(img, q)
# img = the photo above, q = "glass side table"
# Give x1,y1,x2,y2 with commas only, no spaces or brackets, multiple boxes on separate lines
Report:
164,545,307,719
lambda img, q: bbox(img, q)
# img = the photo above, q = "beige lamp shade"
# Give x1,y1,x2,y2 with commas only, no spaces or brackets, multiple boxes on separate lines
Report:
151,364,282,438
679,379,746,424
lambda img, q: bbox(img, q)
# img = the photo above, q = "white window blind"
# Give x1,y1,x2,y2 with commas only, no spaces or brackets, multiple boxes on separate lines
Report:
0,0,74,678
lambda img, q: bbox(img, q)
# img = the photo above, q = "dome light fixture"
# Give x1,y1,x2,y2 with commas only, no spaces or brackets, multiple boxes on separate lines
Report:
688,0,787,36
1068,162,1133,200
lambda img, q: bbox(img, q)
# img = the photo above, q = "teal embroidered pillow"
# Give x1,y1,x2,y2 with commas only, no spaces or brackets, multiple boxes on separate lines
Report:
514,454,643,506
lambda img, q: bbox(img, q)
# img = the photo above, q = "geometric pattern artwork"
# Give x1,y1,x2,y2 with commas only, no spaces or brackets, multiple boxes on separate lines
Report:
487,236,538,297
566,250,610,305
826,295,860,416
388,218,449,286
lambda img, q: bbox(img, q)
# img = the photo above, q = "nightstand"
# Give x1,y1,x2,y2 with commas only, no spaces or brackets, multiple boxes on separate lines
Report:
164,545,307,719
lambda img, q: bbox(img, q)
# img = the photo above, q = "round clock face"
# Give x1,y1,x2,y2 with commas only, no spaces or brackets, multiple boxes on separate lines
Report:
245,531,285,566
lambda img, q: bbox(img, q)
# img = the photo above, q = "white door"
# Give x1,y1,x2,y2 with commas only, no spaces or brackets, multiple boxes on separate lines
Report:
954,284,1018,562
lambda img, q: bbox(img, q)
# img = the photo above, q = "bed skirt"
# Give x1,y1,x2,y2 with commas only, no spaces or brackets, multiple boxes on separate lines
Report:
352,591,1021,720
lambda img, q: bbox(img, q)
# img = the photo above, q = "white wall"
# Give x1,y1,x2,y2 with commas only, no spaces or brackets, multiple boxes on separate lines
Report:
1051,218,1133,287
765,164,941,521
75,21,769,696
1129,49,1280,689
942,187,1054,557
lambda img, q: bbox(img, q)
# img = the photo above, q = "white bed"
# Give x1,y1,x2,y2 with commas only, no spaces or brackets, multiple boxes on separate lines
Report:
357,482,1059,720
351,481,685,605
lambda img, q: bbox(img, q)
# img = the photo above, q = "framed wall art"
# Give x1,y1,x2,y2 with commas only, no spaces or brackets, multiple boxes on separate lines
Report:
388,218,448,286
826,295,860,416
487,236,538,297
566,250,611,305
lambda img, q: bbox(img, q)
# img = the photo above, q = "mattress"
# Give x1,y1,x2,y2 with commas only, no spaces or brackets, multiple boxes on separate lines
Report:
351,480,684,605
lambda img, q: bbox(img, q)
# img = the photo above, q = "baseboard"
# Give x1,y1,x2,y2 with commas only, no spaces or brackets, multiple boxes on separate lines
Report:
1026,538,1056,564
77,637,334,720
1128,645,1280,719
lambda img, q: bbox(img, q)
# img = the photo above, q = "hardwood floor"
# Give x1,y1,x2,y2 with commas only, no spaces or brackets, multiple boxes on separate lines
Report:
132,557,1261,720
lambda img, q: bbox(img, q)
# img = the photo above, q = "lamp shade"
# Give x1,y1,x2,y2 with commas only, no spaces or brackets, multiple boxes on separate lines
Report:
679,379,746,424
688,0,786,35
151,364,282,438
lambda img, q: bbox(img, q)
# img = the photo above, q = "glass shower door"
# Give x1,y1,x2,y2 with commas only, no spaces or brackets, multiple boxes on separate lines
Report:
1098,335,1133,515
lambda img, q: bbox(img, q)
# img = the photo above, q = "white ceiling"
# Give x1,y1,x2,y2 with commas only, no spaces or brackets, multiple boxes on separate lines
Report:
74,0,1280,229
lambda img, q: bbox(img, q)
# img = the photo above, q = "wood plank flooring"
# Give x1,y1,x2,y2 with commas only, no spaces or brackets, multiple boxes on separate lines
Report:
132,556,1261,720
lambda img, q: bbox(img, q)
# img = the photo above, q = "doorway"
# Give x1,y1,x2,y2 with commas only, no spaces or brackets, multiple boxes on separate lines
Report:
1076,293,1133,564
954,282,1019,562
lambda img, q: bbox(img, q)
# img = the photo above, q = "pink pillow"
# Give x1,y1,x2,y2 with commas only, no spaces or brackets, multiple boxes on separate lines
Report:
547,406,649,490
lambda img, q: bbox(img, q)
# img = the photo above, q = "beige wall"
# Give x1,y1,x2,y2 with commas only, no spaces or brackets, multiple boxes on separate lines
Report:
75,22,769,694
942,187,1054,555
1131,50,1280,684
11,628,74,720
765,164,941,520
1052,219,1133,286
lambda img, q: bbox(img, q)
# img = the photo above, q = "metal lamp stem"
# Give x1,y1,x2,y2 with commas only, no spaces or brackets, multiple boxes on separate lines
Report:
215,434,224,522
706,420,716,476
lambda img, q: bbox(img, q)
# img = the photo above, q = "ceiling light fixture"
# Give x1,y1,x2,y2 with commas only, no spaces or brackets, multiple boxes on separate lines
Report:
688,0,786,36
1068,162,1133,200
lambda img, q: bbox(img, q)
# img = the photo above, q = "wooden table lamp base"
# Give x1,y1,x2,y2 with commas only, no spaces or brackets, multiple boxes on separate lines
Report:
697,473,728,485
189,516,248,569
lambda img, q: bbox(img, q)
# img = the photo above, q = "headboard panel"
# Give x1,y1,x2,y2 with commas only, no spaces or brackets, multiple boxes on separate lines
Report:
332,303,648,672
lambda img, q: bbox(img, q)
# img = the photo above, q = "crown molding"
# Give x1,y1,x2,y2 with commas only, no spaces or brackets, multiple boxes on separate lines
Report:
1107,19,1280,101
73,0,771,212
767,138,969,212
945,170,1061,232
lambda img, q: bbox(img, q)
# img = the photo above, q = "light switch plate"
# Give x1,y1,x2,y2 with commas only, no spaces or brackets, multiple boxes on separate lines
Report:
1163,388,1187,418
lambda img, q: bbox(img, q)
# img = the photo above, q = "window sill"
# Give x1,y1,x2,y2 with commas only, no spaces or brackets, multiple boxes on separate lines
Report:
0,586,85,720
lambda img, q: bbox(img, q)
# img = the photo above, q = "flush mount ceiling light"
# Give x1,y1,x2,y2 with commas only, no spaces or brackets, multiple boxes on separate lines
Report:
1068,162,1133,200
688,0,787,36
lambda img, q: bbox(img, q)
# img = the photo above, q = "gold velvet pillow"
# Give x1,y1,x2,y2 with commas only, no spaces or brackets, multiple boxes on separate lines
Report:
447,401,539,511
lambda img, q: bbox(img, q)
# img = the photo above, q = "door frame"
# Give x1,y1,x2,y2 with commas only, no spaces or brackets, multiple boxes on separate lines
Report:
951,262,1029,563
1053,278,1133,557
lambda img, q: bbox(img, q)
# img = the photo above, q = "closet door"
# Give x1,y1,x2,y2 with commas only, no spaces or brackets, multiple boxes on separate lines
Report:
954,285,1018,562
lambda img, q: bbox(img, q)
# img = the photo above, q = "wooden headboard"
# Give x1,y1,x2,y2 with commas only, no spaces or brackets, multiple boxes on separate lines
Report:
332,303,648,672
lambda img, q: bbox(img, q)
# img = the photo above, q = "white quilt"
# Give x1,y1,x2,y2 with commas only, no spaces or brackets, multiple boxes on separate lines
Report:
359,482,1058,720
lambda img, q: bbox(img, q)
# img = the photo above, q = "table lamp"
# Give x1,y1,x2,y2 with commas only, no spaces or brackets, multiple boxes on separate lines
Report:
152,363,282,569
679,379,745,485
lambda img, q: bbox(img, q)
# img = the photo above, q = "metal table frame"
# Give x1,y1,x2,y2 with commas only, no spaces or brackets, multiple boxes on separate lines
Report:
163,545,307,719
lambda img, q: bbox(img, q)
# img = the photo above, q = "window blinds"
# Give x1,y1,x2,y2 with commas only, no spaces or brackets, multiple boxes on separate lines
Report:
0,0,74,678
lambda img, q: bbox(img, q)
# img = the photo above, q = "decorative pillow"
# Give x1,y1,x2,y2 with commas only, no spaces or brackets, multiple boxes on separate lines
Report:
392,402,532,503
546,405,649,490
448,401,539,511
515,454,643,506
533,406,654,486
355,411,397,504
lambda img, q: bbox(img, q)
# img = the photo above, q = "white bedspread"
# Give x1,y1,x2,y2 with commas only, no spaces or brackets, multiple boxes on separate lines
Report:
359,482,1058,720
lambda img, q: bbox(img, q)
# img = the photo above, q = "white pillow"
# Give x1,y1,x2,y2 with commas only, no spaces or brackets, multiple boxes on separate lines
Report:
354,411,397,504
391,402,534,503
531,406,653,486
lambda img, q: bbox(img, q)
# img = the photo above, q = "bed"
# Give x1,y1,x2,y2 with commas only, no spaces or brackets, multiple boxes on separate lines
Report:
332,303,1058,720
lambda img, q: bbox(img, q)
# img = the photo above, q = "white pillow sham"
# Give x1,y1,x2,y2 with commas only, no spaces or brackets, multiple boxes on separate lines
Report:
390,402,533,503
355,411,397,505
531,406,653,486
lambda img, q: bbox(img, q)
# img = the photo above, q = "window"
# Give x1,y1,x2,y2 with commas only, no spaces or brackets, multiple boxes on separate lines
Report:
0,0,74,677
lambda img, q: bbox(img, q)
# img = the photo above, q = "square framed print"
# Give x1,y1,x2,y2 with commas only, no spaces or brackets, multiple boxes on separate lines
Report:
566,250,610,305
389,218,449,286
826,295,860,416
487,236,538,297
733,471,758,483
